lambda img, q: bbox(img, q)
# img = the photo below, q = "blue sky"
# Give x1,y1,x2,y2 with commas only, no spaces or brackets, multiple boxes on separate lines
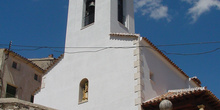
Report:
1,0,220,99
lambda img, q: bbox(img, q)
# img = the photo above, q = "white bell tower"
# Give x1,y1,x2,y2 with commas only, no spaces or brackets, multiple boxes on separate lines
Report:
35,0,139,110
65,0,135,50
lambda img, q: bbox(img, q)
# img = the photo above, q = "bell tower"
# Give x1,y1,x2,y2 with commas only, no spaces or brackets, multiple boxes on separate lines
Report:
65,0,135,51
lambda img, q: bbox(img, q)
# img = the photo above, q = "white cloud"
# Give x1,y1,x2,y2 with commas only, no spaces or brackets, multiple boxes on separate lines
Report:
182,0,195,4
183,0,220,22
134,0,170,21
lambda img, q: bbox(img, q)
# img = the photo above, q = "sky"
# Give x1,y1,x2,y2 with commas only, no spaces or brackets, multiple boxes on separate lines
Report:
0,0,220,99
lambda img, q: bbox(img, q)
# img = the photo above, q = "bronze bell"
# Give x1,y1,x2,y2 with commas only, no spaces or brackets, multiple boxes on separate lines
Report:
89,1,95,7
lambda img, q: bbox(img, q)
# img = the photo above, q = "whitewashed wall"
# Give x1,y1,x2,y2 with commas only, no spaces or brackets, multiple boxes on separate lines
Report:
110,0,135,33
35,0,138,110
140,38,199,100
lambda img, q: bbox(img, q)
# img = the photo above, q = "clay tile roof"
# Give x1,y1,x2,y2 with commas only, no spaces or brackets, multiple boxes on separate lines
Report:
143,87,206,104
43,54,64,73
3,49,64,75
143,87,220,109
4,49,45,73
190,76,201,85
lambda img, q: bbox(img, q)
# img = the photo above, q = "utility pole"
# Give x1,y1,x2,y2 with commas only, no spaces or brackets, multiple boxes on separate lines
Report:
8,41,12,51
5,41,12,60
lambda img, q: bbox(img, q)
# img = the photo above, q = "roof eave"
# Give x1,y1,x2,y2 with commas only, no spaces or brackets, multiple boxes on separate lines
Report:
4,49,45,73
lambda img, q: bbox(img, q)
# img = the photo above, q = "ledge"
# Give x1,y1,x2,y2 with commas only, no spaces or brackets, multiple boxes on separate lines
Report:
78,100,88,105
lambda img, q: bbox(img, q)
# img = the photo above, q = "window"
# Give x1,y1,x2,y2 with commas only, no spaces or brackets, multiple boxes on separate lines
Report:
79,78,89,103
118,0,124,24
6,84,16,98
30,95,34,103
34,74,41,82
34,74,38,81
12,61,17,69
12,61,20,70
83,0,95,26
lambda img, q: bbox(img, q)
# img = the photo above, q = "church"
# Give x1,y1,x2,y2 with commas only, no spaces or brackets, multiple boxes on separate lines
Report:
34,0,220,110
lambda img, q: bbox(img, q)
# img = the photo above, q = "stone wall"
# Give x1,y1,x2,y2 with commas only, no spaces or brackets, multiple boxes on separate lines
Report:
0,98,55,110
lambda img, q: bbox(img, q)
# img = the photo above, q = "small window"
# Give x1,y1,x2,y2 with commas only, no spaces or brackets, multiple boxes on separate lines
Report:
34,74,38,81
150,72,154,81
12,61,17,69
34,74,41,82
118,0,124,24
79,78,89,103
30,95,34,103
6,84,16,98
83,0,95,26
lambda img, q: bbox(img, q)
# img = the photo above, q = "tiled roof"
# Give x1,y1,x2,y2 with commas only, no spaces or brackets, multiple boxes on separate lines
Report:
143,87,220,109
190,76,201,85
3,49,63,74
43,54,64,73
4,49,45,73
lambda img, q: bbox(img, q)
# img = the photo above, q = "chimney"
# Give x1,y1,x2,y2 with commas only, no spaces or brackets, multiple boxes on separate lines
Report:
48,54,54,58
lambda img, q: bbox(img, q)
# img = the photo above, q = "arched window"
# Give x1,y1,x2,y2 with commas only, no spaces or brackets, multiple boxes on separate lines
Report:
79,78,89,103
83,0,95,26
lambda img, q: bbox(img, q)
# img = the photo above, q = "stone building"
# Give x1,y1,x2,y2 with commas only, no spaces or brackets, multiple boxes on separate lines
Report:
33,0,220,110
0,49,57,103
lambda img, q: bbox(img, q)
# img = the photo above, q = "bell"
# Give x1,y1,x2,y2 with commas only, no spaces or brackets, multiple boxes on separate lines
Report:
89,1,95,7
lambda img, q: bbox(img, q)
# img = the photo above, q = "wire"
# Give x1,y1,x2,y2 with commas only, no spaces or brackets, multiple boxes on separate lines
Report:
2,40,220,49
12,47,44,51
157,41,220,47
161,48,220,56
11,46,220,56
0,44,8,46
1,41,220,55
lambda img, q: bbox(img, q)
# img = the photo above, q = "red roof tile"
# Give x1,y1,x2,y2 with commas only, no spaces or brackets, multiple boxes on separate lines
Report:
143,87,220,109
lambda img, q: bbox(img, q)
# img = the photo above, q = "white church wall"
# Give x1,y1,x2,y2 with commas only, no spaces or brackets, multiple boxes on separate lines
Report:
35,0,139,109
140,39,198,100
35,38,138,110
